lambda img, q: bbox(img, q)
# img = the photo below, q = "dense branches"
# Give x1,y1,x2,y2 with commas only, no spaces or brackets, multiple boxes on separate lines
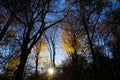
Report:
0,0,120,80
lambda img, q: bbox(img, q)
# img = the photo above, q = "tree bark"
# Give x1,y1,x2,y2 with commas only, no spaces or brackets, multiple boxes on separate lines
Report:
15,48,29,80
52,44,56,67
35,53,39,77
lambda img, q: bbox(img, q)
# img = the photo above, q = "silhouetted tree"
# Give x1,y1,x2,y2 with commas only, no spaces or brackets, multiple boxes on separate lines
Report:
44,26,59,67
1,0,67,80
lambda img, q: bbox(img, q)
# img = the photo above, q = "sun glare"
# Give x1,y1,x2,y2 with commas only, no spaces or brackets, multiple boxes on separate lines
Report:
48,67,54,75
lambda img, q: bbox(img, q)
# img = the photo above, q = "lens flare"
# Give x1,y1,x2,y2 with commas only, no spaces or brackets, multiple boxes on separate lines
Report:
48,67,54,75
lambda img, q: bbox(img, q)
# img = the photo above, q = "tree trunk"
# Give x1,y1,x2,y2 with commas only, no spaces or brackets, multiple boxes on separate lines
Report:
52,45,56,67
15,49,29,80
83,22,96,66
72,50,80,80
35,53,39,78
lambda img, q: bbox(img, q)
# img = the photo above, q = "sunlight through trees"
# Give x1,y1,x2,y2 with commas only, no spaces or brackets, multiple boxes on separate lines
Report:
0,0,120,80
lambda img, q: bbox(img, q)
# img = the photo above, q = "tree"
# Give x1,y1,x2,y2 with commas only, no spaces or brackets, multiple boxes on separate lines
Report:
33,37,46,78
101,4,120,80
1,0,67,80
0,28,19,77
0,56,19,80
44,26,59,67
63,0,112,79
65,0,109,69
55,56,87,80
61,16,85,80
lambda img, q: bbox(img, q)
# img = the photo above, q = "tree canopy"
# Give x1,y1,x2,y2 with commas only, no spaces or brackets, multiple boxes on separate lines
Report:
0,0,120,80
